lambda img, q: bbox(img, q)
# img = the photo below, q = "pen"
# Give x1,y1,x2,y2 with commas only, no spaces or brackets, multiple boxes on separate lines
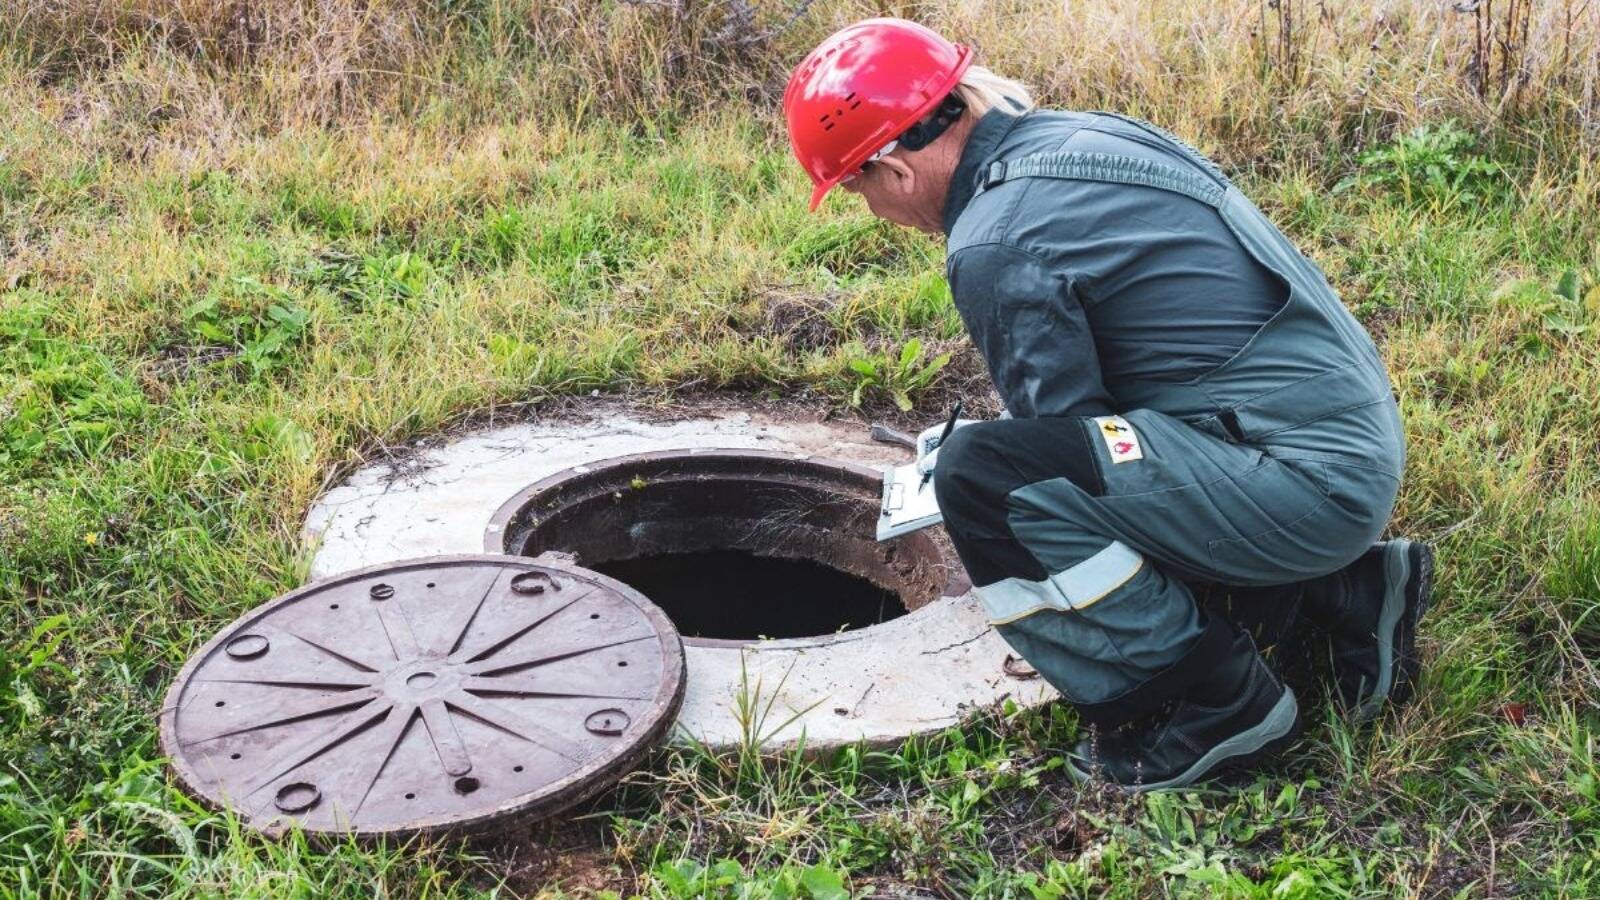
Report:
919,400,963,492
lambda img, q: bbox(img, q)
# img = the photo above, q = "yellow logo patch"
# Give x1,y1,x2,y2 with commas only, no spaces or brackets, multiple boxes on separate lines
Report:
1092,415,1144,464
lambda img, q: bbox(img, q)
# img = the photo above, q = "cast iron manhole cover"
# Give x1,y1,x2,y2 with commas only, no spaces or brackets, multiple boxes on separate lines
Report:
159,555,685,839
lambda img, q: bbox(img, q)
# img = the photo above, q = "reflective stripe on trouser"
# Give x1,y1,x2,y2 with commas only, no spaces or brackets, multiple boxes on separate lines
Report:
980,541,1143,625
933,412,1399,727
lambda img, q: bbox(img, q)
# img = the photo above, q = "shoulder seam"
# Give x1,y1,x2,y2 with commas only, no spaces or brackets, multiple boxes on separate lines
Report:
968,177,1033,247
946,240,1077,302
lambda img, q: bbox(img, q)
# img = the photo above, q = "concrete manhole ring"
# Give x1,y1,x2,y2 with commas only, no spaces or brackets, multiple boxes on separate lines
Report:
304,403,1057,752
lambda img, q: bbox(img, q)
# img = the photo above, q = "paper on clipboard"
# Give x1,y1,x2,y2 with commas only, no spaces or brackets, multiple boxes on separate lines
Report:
876,460,943,541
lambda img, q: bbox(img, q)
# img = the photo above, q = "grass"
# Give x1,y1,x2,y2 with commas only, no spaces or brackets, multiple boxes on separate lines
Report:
3,0,1600,896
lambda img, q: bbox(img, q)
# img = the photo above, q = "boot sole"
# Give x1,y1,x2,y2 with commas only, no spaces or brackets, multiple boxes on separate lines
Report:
1065,687,1301,792
1354,540,1434,723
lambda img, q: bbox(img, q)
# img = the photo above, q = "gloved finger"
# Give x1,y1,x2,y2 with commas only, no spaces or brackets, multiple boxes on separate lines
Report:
917,419,980,458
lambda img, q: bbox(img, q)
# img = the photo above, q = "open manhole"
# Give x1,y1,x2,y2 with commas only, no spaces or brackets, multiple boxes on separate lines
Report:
301,410,1042,754
486,451,967,645
159,556,685,839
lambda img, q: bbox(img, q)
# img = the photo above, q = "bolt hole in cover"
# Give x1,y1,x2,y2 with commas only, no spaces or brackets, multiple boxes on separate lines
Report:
159,555,685,839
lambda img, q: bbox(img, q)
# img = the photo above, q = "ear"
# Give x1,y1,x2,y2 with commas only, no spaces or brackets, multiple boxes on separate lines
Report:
873,155,918,198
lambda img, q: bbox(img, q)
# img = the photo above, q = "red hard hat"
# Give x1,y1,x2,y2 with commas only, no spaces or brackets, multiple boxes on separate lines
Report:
783,18,973,211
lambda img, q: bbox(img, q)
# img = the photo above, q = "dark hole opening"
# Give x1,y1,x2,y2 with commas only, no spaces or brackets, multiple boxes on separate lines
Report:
590,549,904,640
492,452,965,646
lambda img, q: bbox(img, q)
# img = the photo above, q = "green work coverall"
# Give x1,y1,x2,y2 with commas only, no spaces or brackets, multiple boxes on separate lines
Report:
932,109,1404,728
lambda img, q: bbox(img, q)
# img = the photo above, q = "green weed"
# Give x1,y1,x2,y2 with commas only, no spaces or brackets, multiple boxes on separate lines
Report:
0,299,149,472
1336,121,1505,207
180,278,314,376
0,614,71,724
642,858,848,900
841,339,952,411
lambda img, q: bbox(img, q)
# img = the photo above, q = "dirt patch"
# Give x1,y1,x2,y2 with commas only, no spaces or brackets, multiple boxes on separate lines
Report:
473,818,625,895
144,342,238,382
762,289,844,354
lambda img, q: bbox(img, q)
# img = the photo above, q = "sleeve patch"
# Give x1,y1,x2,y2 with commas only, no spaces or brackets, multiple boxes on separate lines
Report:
1092,415,1144,464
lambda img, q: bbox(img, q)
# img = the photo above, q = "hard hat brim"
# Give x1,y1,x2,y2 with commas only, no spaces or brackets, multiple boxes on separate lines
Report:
808,181,831,212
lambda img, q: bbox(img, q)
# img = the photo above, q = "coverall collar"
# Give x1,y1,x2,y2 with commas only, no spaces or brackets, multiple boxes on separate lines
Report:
942,107,1025,236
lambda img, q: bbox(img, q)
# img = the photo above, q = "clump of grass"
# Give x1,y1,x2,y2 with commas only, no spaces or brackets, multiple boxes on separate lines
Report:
1546,511,1600,662
3,0,440,126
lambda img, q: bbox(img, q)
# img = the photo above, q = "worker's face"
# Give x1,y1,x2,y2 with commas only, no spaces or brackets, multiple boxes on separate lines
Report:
838,153,943,234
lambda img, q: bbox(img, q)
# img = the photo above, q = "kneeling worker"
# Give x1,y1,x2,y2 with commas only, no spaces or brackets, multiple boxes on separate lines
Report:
783,19,1434,789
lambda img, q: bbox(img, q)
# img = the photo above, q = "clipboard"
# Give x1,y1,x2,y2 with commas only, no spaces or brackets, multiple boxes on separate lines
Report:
876,460,944,541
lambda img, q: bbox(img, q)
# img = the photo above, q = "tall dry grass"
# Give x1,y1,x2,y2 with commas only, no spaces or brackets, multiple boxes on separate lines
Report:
4,0,440,122
1,0,812,127
942,0,1600,165
3,1,1597,166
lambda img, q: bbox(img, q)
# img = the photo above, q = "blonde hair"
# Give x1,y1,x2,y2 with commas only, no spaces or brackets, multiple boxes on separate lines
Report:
952,65,1036,116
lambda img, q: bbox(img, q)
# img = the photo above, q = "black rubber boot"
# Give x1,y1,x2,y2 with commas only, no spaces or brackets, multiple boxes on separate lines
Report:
1192,581,1313,687
1065,626,1301,791
1302,539,1435,722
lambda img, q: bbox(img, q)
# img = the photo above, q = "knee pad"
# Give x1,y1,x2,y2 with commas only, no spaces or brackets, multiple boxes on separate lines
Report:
934,418,1102,523
932,423,1014,531
933,417,1105,577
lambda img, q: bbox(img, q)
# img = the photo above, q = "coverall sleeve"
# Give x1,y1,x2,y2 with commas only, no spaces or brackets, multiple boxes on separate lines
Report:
946,242,1113,419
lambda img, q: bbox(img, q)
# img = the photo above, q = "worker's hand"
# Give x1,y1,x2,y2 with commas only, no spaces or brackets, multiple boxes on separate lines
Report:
914,419,978,478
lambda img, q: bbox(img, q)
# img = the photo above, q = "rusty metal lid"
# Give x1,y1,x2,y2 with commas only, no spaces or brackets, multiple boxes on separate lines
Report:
159,555,685,839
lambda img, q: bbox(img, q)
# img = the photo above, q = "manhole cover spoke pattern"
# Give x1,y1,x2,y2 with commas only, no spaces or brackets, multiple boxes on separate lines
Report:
160,556,685,838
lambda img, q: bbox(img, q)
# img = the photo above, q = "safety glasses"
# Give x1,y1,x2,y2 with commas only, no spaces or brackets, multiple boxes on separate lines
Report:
840,140,899,184
836,92,968,186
